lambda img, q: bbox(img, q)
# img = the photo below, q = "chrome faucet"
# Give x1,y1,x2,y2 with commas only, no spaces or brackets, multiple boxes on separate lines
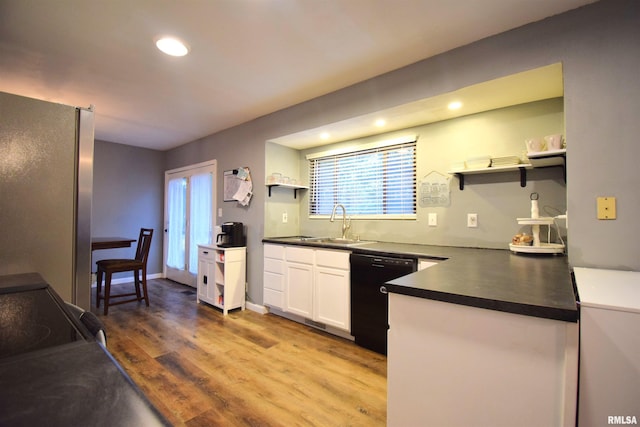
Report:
330,204,351,239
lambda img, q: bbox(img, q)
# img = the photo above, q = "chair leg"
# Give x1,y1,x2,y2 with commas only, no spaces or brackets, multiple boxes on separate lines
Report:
104,272,112,315
141,267,150,307
134,270,142,301
96,269,103,308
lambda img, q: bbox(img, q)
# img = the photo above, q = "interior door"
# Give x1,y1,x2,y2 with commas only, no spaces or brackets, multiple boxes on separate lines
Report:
164,161,216,287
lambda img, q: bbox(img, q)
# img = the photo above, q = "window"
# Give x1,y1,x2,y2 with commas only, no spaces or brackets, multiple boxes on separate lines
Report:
308,138,416,218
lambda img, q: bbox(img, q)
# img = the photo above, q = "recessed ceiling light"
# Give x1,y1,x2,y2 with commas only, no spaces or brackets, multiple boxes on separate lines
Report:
448,101,463,110
156,37,190,57
375,119,386,127
320,132,330,140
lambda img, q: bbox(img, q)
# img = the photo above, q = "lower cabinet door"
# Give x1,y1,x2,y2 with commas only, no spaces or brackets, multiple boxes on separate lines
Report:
285,262,313,318
314,266,350,331
197,258,213,303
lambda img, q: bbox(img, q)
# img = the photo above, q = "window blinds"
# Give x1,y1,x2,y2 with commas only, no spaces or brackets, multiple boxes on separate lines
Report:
308,140,416,216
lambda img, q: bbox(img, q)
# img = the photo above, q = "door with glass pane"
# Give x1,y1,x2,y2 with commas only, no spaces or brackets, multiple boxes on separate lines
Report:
164,161,216,287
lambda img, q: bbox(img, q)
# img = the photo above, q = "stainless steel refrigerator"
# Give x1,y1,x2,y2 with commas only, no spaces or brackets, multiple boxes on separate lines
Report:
0,91,94,309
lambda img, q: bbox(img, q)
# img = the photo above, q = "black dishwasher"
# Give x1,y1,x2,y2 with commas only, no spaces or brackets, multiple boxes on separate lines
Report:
350,253,417,355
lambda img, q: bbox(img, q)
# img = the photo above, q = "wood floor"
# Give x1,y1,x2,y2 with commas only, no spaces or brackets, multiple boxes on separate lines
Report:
91,279,387,426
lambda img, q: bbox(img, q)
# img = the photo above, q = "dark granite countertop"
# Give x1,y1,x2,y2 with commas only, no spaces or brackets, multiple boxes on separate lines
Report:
0,342,171,427
0,273,170,426
262,237,577,322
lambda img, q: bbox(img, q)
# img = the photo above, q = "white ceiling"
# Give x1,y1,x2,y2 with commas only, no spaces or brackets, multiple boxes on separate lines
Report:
0,0,595,151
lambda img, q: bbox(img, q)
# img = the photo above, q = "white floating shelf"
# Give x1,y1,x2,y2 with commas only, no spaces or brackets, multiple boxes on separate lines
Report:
526,149,566,168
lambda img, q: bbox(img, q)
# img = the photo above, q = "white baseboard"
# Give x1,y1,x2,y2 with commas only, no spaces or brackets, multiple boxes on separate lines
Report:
246,301,268,314
91,272,164,287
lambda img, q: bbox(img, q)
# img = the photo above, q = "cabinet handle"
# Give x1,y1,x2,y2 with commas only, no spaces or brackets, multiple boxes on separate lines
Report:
380,285,388,294
203,251,209,255
204,275,208,285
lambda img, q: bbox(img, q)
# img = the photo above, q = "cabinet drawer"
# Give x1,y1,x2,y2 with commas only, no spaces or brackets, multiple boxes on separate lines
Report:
264,244,284,259
264,258,284,274
264,288,284,309
315,249,350,269
285,246,315,264
264,271,284,291
198,246,216,260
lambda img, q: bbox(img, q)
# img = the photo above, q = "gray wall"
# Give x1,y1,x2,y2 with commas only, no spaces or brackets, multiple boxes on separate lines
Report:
165,120,268,305
92,140,165,279
166,0,639,305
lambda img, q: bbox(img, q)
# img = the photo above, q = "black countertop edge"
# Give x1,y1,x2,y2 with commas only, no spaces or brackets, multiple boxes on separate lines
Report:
385,283,578,323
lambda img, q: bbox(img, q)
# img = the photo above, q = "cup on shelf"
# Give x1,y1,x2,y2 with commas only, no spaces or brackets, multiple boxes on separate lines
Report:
544,134,564,150
267,173,282,184
525,138,545,153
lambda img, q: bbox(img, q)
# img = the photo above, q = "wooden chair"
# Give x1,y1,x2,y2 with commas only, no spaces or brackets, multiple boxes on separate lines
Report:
96,228,153,315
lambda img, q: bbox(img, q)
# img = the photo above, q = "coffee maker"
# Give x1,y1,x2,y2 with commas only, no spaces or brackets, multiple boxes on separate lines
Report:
216,222,245,247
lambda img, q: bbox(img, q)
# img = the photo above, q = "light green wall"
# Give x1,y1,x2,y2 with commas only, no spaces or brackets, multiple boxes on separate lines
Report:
265,142,303,237
275,98,565,248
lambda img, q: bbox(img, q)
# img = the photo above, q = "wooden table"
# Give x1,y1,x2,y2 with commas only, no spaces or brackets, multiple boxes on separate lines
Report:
91,237,136,251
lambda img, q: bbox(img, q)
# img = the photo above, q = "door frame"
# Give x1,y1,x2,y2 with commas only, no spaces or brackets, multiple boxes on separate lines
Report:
163,160,217,287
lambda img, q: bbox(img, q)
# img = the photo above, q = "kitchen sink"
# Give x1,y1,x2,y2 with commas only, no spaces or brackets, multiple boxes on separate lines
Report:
289,236,376,246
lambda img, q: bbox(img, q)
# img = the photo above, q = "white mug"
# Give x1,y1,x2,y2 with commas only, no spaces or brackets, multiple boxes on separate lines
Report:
525,138,545,153
544,134,564,150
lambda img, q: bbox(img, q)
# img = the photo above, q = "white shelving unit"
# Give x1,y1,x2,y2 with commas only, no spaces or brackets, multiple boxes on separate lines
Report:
509,217,565,254
197,245,246,315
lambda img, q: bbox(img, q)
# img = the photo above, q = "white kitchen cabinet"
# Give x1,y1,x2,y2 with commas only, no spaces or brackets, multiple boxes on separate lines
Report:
284,246,314,318
263,244,351,332
197,245,246,315
263,244,285,309
314,250,350,330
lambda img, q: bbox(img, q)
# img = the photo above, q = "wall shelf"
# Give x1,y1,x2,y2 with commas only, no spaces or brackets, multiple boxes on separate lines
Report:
448,164,532,190
266,183,309,198
527,149,566,182
448,149,566,190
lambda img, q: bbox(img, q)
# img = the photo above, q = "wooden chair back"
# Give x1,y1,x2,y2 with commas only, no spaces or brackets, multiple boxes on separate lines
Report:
135,228,153,265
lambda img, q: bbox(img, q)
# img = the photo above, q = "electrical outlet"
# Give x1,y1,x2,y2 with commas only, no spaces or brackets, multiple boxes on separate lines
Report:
428,213,437,226
467,213,478,228
282,212,288,223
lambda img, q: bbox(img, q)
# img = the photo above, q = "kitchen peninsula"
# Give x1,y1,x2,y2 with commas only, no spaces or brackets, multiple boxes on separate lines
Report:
262,238,578,426
384,248,577,427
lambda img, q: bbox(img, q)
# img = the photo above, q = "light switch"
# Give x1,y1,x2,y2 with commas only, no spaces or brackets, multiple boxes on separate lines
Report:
428,213,437,226
597,197,616,220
